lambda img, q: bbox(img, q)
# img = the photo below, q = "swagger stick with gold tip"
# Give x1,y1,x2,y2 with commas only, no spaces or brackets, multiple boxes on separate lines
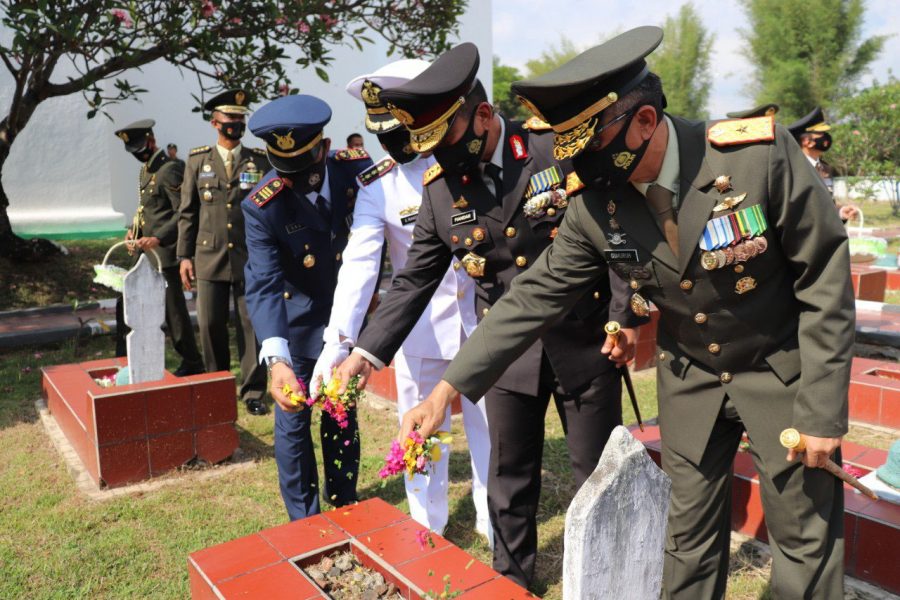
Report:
604,321,643,432
780,428,878,501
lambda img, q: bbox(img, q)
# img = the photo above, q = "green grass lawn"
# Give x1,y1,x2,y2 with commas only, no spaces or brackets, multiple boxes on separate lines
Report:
7,330,863,600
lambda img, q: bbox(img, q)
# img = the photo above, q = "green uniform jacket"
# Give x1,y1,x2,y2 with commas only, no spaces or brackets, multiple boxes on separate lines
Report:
177,144,269,282
442,116,855,477
136,150,184,269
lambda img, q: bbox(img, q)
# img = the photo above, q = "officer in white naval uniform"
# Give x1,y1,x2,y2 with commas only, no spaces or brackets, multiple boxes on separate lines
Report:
311,59,492,541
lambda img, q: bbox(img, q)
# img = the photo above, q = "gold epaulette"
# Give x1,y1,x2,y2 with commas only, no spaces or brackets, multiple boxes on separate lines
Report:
522,116,552,131
565,171,584,195
190,145,211,156
250,178,285,208
423,163,444,186
334,148,370,161
358,157,395,187
707,116,775,147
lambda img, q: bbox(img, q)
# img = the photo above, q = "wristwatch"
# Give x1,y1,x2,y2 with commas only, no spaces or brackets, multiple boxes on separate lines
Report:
265,356,291,372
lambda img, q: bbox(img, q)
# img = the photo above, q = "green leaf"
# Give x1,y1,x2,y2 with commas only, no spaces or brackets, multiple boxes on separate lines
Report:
314,66,328,82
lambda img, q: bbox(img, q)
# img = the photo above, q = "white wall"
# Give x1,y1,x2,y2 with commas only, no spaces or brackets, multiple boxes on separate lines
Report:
5,2,492,237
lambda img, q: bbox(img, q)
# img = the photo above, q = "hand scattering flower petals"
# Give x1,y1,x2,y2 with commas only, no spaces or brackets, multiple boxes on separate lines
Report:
379,430,453,480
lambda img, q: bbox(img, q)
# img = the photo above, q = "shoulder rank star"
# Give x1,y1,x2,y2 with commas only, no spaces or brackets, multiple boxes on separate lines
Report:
713,192,747,212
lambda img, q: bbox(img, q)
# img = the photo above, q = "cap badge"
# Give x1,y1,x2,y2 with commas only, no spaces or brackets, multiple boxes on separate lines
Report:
117,132,129,143
361,80,381,107
235,91,246,106
273,130,295,151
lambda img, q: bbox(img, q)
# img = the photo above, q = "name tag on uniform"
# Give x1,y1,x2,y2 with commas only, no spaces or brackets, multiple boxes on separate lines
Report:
603,249,639,262
451,210,477,227
401,213,418,225
286,223,305,234
198,172,215,179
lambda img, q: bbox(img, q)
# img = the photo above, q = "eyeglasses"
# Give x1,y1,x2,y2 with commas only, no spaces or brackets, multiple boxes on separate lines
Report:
584,109,634,153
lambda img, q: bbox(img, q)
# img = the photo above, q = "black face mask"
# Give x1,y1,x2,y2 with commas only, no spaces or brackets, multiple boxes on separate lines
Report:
131,146,154,163
433,112,487,176
217,120,246,141
571,109,657,190
378,128,418,164
812,132,832,152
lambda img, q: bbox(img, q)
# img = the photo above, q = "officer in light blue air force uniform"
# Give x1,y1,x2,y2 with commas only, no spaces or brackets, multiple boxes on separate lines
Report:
242,94,374,519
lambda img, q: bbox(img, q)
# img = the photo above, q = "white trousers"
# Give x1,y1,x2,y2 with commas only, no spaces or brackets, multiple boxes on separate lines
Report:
393,349,492,543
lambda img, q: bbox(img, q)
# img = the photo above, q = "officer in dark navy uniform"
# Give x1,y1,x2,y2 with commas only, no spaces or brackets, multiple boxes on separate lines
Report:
332,43,642,588
242,94,373,520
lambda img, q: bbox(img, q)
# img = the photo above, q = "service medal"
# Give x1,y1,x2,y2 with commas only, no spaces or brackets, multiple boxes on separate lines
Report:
733,242,750,262
461,252,486,277
715,250,727,269
630,293,650,317
700,251,719,270
723,247,735,265
753,237,768,254
714,175,732,193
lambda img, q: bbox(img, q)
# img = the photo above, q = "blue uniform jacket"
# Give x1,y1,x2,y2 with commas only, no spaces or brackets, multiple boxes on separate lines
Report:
243,151,374,359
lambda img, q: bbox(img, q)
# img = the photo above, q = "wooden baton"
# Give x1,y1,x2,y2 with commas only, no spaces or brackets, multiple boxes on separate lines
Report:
779,428,878,501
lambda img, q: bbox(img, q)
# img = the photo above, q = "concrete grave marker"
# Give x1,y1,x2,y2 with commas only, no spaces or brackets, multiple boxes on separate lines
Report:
564,425,671,600
123,254,166,383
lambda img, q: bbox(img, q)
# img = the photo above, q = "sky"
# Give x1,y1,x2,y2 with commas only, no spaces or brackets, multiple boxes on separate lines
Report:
492,0,900,117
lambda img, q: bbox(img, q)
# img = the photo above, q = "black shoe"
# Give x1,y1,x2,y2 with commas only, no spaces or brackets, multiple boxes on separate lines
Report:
245,398,269,416
173,363,205,377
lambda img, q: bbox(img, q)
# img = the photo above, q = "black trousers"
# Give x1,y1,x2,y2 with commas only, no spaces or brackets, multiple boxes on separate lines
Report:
115,265,203,369
484,353,622,589
195,279,266,402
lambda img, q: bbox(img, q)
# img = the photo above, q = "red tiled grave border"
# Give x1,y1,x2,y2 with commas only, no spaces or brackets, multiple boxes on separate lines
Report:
189,498,533,599
41,358,238,488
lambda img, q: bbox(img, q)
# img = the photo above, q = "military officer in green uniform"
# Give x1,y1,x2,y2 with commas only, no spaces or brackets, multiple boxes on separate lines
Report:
178,90,270,415
788,106,859,223
113,119,204,375
400,28,855,599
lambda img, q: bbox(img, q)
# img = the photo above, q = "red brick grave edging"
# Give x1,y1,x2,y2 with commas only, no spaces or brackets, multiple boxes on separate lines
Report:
189,498,536,599
41,357,238,488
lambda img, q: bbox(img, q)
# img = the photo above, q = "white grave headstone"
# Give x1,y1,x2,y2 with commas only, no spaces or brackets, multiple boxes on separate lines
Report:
563,425,672,600
123,254,166,383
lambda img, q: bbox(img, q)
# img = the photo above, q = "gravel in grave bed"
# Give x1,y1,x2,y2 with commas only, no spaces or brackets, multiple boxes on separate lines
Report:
303,550,404,599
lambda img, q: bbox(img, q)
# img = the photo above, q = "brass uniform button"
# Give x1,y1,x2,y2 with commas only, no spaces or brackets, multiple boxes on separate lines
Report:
227,223,233,230
482,308,489,316
720,372,733,383
283,292,291,300
680,280,693,290
547,207,556,217
472,227,485,241
303,254,315,268
453,262,461,270
227,242,234,249
464,237,473,247
202,190,212,201
226,183,232,190
451,235,459,244
226,203,232,209
658,352,666,361
202,240,208,246
335,253,342,261
694,313,707,324
515,256,527,267
630,280,639,290
505,227,517,238
593,291,600,300
708,343,721,354
734,264,745,273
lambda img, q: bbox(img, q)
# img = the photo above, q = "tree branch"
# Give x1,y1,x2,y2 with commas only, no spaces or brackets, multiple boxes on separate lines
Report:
0,49,16,77
43,43,171,98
